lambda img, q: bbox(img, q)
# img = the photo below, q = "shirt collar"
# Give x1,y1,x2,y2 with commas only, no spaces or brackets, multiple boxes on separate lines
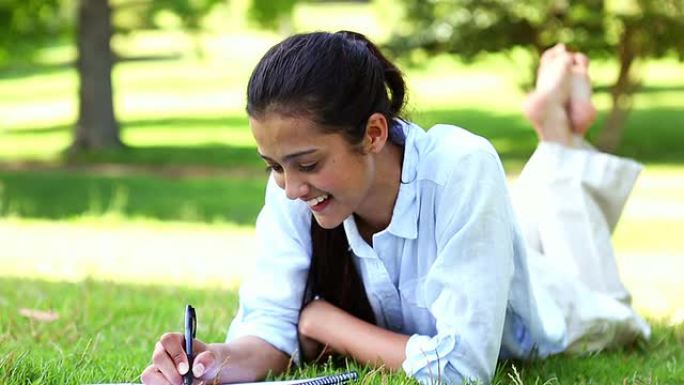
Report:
343,120,422,253
385,120,421,240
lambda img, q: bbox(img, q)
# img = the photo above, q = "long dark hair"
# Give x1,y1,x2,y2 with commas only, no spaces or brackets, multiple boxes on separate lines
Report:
246,31,407,338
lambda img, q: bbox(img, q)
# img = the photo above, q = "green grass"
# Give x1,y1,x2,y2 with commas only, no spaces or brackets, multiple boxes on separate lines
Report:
0,278,237,384
2,105,683,230
1,3,684,383
2,277,682,385
0,168,266,225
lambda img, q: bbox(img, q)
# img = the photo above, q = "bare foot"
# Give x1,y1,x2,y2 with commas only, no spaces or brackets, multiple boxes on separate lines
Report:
522,44,574,145
568,53,597,135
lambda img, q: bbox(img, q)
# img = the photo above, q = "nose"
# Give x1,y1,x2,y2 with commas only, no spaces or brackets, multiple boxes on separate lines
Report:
283,172,310,200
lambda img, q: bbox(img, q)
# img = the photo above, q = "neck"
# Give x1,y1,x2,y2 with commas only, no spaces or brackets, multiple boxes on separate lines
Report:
354,142,403,238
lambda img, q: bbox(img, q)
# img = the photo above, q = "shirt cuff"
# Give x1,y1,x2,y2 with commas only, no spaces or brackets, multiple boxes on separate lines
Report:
226,314,299,363
402,333,459,383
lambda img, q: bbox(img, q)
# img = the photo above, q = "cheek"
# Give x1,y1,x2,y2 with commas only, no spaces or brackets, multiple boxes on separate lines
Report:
331,159,371,192
273,173,285,190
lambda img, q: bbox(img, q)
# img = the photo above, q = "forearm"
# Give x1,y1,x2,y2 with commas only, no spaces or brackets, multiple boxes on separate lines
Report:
299,301,409,370
211,336,290,383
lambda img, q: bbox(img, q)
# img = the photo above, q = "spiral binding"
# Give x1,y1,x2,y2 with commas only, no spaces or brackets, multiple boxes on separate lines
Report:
300,371,358,385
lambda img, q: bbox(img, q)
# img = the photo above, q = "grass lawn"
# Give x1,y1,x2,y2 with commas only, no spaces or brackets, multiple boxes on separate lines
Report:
2,278,683,384
1,4,684,383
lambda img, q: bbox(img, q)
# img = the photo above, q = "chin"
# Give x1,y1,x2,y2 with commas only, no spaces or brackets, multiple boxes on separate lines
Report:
312,213,345,230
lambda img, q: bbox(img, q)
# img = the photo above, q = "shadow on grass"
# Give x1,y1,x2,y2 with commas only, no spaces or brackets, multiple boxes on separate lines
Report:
0,61,74,80
0,169,267,225
0,53,183,80
65,143,264,169
1,106,682,224
4,115,251,136
5,105,684,169
9,105,682,169
416,106,684,167
594,84,684,94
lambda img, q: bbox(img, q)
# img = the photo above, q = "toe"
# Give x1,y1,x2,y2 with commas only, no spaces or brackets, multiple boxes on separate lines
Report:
572,53,590,74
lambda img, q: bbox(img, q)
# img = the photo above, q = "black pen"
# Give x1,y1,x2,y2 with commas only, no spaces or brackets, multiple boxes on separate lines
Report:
184,304,196,385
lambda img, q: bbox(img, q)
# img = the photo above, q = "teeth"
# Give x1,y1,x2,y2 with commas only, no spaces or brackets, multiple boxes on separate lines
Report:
306,194,329,207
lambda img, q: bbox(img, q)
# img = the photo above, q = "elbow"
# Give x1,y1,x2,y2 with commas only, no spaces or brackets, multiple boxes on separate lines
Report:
297,315,314,339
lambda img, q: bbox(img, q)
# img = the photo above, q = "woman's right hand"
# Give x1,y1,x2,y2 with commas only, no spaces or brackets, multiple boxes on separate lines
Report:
141,332,221,385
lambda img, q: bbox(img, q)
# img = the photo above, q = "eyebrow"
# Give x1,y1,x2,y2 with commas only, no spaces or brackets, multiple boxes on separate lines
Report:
259,149,318,163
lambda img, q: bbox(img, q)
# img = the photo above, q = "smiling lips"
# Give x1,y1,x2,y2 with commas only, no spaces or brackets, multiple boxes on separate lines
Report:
306,194,330,212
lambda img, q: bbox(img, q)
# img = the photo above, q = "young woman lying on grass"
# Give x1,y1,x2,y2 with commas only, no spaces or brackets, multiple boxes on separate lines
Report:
142,31,650,385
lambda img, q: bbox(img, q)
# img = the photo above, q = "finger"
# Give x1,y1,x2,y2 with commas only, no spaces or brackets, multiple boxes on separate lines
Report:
192,350,217,378
159,332,191,375
153,341,184,385
141,364,172,385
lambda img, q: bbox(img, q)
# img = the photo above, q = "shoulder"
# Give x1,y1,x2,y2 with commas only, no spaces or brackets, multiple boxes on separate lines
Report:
409,125,514,244
414,123,503,186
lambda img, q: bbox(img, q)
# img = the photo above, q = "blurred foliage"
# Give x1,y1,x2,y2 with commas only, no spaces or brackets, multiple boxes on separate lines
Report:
0,0,226,67
0,0,73,64
0,0,318,64
248,0,298,31
113,0,225,33
388,0,684,62
388,0,684,152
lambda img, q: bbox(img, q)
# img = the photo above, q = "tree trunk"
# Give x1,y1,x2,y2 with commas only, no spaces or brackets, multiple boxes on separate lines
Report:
73,0,122,150
596,25,638,153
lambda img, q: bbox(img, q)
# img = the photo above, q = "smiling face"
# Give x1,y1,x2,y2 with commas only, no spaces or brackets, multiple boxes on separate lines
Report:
250,114,377,229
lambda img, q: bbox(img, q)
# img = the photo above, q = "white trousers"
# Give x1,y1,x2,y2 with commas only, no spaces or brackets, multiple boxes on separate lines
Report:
511,140,651,353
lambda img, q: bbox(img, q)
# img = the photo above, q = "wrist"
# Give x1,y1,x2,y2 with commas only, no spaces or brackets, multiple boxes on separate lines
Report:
204,343,230,381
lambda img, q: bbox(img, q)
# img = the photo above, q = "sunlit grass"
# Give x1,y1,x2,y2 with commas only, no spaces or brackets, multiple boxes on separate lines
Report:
1,2,684,383
0,217,254,290
0,164,682,322
1,277,683,385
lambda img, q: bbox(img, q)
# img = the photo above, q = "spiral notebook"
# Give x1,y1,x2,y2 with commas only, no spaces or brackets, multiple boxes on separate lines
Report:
236,371,358,385
91,370,358,385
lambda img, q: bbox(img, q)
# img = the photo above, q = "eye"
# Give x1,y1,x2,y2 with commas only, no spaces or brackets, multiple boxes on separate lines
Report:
265,164,283,174
298,162,318,172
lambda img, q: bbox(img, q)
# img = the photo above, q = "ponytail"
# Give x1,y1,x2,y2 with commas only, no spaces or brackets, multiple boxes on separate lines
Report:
334,30,406,120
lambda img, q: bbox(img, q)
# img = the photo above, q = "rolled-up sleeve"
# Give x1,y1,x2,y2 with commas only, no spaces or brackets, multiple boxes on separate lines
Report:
226,176,311,358
402,149,516,384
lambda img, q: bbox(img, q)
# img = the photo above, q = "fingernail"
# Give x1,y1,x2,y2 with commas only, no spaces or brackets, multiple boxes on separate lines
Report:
193,363,205,377
178,362,188,374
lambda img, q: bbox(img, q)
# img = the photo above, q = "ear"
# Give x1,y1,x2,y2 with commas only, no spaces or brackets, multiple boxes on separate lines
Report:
362,113,389,154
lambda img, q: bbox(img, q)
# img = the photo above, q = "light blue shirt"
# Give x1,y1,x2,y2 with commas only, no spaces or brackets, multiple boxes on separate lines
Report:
228,121,565,384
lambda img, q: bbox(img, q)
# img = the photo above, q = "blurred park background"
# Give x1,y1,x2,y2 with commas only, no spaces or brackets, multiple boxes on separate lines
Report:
1,0,684,383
